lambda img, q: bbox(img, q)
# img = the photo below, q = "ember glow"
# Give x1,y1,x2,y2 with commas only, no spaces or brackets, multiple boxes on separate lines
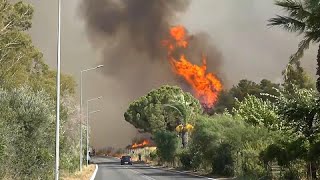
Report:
131,139,150,149
162,26,223,108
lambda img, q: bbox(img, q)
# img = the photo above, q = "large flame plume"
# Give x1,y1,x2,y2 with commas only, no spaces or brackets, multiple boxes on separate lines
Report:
162,26,222,108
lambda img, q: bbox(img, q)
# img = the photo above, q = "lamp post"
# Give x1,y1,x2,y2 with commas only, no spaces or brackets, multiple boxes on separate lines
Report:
55,0,61,179
79,65,103,172
86,96,102,166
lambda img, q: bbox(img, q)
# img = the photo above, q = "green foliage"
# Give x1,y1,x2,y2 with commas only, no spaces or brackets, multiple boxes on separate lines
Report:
124,85,202,133
276,87,319,142
213,79,279,113
154,130,179,163
212,90,235,113
0,1,78,178
0,0,46,89
189,114,274,177
233,95,279,129
211,143,234,176
283,61,315,91
268,0,320,63
0,87,55,179
0,0,76,97
268,0,320,91
149,151,158,161
177,149,193,170
231,79,279,102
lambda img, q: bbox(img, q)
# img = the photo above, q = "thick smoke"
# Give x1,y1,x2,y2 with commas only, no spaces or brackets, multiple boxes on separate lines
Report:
79,0,225,149
82,0,189,58
80,0,224,82
27,0,316,149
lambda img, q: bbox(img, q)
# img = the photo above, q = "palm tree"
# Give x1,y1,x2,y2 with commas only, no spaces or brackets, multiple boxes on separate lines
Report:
163,102,196,148
268,0,320,91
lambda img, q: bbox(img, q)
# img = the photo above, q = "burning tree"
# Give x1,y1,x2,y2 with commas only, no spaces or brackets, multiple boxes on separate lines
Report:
162,25,223,109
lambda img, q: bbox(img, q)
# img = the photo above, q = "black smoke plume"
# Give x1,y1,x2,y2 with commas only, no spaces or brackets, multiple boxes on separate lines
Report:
80,0,223,78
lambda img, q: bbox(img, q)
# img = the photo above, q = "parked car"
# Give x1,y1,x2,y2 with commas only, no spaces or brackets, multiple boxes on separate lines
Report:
120,155,132,165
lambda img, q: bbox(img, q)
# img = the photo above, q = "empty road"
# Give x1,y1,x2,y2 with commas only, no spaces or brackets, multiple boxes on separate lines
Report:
92,156,213,180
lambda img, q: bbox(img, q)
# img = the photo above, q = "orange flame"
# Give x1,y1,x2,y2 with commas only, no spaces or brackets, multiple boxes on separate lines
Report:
131,139,150,149
162,26,222,108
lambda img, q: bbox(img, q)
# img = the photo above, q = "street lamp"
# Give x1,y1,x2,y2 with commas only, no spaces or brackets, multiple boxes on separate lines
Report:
55,0,61,179
79,65,103,172
86,96,102,166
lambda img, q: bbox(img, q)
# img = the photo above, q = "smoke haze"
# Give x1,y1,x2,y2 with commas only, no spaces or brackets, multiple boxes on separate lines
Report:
79,0,223,82
25,0,316,149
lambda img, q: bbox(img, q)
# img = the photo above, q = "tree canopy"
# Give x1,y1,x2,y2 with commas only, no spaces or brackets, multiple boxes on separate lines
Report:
0,1,79,178
213,79,279,113
124,85,203,133
233,95,279,129
0,0,75,97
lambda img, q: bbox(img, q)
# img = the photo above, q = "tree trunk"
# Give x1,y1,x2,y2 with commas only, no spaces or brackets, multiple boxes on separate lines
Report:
307,137,318,179
311,161,317,179
181,130,188,148
316,43,320,92
306,161,317,180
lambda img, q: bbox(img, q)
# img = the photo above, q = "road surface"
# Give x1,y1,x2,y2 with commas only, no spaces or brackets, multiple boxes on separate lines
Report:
92,156,212,180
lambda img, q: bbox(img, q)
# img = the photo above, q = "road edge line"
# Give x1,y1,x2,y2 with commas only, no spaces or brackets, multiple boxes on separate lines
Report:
89,164,98,180
148,165,215,179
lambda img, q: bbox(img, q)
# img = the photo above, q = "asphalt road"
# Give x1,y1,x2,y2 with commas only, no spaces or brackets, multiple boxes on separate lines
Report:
92,156,212,180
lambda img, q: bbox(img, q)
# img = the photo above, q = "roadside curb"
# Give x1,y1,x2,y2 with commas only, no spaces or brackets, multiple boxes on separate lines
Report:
89,164,98,180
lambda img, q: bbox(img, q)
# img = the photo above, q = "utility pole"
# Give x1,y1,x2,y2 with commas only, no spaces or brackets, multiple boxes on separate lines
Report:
79,65,103,171
54,0,61,179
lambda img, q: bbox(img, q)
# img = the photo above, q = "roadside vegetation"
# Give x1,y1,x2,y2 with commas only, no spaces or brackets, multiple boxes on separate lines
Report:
124,1,320,179
0,1,79,179
61,164,95,180
124,65,320,179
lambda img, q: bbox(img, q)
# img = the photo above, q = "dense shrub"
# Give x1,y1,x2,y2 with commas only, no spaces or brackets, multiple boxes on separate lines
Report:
154,130,179,163
189,114,274,177
177,149,192,170
149,151,158,161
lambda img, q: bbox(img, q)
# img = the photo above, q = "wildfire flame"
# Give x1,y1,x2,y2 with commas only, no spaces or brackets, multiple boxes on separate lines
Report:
131,139,150,149
162,25,222,108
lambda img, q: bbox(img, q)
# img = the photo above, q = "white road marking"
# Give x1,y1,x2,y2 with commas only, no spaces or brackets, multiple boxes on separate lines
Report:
90,164,98,180
148,165,215,179
128,169,156,180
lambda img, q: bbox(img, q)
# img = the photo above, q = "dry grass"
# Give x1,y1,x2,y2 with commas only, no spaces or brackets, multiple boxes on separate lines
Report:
61,165,96,180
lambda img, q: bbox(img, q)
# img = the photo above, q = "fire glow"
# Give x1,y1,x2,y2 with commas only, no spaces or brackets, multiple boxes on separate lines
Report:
131,139,150,149
162,26,223,108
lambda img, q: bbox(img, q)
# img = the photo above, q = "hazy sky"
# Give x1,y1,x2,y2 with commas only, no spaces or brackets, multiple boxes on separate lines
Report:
25,0,316,149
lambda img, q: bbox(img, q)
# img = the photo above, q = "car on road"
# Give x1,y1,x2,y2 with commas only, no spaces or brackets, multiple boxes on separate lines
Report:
120,155,132,165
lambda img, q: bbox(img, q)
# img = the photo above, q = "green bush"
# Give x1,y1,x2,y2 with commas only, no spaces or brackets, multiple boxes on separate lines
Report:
177,149,192,170
189,114,274,177
149,151,158,161
0,87,55,179
0,87,79,179
154,130,179,163
282,169,300,180
211,143,234,176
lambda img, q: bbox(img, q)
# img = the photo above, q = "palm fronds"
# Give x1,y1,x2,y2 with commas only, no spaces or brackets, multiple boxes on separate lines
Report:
268,15,306,33
275,0,311,20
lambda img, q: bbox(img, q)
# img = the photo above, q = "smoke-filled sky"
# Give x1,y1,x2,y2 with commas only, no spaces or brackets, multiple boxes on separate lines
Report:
25,0,316,149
